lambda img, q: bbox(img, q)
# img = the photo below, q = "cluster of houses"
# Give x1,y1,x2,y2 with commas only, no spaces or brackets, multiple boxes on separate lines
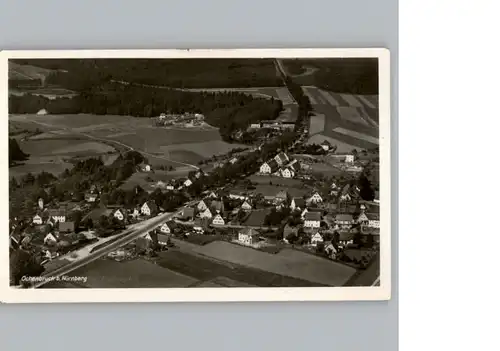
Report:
155,112,205,127
249,120,296,131
259,152,301,178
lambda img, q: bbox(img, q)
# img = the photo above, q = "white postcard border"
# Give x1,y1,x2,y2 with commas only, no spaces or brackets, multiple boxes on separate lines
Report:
0,48,391,303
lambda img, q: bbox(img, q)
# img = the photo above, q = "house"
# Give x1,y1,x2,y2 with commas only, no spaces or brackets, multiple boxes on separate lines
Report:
193,218,210,233
321,140,332,151
250,122,262,129
290,197,305,211
157,233,170,246
335,214,354,228
229,157,238,164
85,193,98,203
240,200,252,211
357,211,370,224
165,182,175,191
339,185,352,202
183,178,193,188
304,211,321,228
58,221,75,233
181,207,195,220
143,231,158,246
130,208,140,219
238,228,260,246
38,197,44,210
197,199,208,212
199,207,213,219
307,192,323,204
138,163,152,172
141,201,158,217
281,167,295,178
331,180,338,190
158,221,173,234
310,232,324,247
212,214,225,226
274,152,289,166
259,159,280,174
229,192,247,200
43,233,58,245
275,190,289,204
366,213,380,228
207,191,218,199
114,209,125,221
48,209,66,223
89,184,99,194
33,214,43,225
345,154,355,163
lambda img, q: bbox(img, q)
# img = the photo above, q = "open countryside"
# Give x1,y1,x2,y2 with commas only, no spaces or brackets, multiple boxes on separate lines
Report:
8,57,381,291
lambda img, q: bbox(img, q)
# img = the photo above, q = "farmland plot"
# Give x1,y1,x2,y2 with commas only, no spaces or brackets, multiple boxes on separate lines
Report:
191,241,356,286
308,113,326,135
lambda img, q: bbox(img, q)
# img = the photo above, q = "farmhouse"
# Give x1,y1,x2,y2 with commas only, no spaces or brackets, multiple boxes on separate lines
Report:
141,201,158,217
183,178,193,188
339,185,352,202
114,209,125,221
335,214,354,229
48,209,66,223
143,231,158,246
138,163,152,172
304,211,321,228
280,167,295,178
290,197,306,211
345,154,355,163
275,190,289,204
212,214,225,226
274,152,289,166
197,199,208,212
310,232,324,247
259,159,280,174
238,228,259,246
85,193,98,203
366,213,380,228
181,207,195,220
158,221,173,234
229,157,238,164
33,214,43,225
44,233,58,245
199,207,213,219
357,211,369,224
240,200,252,211
307,192,323,204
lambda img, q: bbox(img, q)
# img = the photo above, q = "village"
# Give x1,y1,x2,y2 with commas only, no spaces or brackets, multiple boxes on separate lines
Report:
10,135,380,273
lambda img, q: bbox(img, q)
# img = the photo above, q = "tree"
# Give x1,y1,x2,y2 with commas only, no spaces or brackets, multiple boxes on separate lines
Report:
10,249,44,286
69,210,83,230
359,174,375,201
9,138,29,164
84,217,94,230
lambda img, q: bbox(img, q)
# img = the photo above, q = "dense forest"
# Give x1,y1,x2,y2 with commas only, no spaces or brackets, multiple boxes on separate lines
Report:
11,59,283,90
283,58,379,95
9,138,29,164
9,84,283,141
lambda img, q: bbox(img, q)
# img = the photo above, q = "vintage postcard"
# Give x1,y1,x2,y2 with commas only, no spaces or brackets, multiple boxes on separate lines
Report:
0,48,391,303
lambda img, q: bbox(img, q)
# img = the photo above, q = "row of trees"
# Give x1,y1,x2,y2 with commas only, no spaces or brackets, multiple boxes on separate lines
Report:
9,138,29,165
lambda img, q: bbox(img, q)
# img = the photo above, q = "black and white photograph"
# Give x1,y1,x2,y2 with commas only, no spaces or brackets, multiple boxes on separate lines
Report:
1,49,391,302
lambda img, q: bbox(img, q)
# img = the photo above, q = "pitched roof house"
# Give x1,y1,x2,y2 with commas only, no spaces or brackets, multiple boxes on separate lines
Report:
85,193,98,203
335,214,354,227
275,190,289,203
307,192,323,204
212,213,225,226
43,232,58,245
304,211,321,228
310,232,324,246
259,159,280,174
240,200,252,211
197,199,208,212
199,207,213,219
141,201,158,216
238,228,259,246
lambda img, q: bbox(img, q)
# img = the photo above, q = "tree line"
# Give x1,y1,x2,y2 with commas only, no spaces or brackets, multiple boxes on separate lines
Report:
9,84,283,142
11,58,284,90
9,138,29,165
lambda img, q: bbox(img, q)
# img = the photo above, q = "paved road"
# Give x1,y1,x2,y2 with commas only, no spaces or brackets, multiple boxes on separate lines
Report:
31,202,197,288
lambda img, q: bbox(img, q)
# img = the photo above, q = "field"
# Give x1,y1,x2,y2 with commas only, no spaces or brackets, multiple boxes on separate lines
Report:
44,258,199,288
9,113,247,173
186,241,356,286
247,175,304,188
8,61,55,81
301,85,379,151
